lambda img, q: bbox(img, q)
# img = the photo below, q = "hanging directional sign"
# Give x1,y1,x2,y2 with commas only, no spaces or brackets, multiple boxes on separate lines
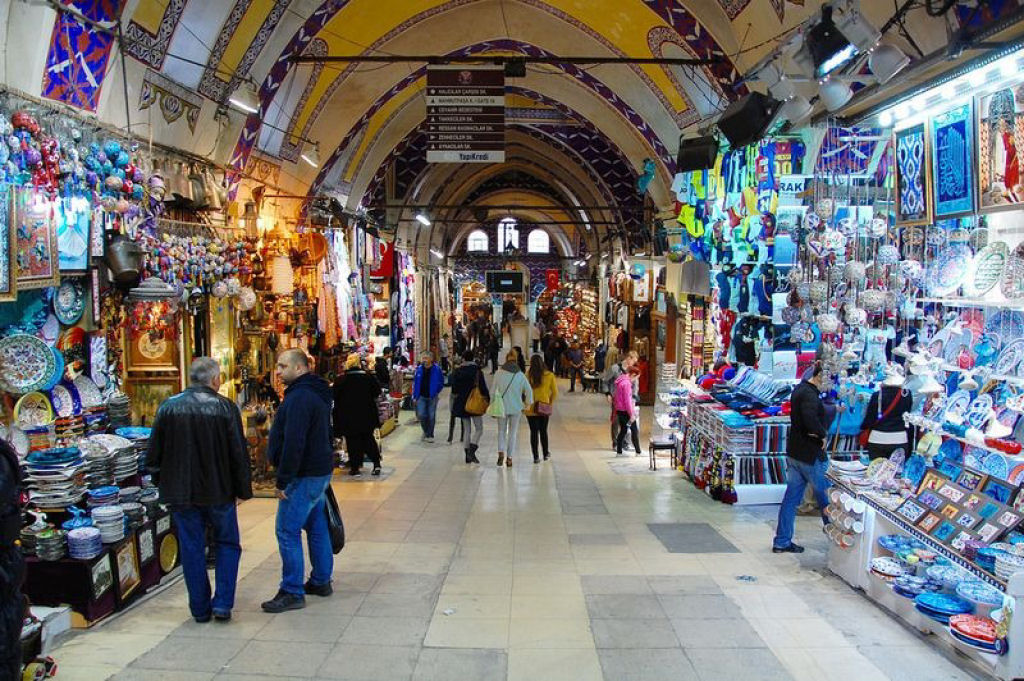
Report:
426,65,505,163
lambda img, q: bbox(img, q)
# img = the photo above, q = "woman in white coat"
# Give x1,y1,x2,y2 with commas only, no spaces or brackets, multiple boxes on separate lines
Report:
493,350,534,467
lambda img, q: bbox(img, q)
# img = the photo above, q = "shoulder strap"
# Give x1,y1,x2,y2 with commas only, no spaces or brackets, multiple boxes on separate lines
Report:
879,389,903,420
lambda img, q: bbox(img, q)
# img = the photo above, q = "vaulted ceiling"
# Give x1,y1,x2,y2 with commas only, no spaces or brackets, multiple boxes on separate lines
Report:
3,0,1022,257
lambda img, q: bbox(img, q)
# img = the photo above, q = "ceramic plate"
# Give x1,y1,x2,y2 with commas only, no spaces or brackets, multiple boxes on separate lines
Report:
903,455,928,487
14,392,53,427
53,278,86,326
994,339,1024,376
73,375,102,408
966,395,994,428
915,592,973,615
986,310,1024,337
944,331,971,366
937,438,964,465
48,384,75,418
971,242,1009,296
956,580,1003,606
983,453,1010,481
0,334,56,394
944,390,972,423
928,246,971,297
1002,243,1024,299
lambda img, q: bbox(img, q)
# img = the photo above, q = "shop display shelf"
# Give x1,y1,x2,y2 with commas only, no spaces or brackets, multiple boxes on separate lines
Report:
914,297,1024,311
732,483,787,505
905,415,1024,460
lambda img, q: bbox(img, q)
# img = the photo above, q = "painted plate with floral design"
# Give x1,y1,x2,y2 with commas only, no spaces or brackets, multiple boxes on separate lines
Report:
0,334,56,394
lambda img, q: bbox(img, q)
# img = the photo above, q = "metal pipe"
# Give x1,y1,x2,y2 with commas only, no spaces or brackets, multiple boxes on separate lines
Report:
291,55,720,66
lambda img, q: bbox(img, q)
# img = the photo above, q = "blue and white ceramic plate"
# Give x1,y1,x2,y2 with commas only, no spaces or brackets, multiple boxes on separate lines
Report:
915,592,974,615
903,455,928,487
956,579,1004,606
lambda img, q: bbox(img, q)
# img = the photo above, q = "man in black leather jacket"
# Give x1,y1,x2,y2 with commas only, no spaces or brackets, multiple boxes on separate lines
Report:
147,357,252,622
0,438,24,681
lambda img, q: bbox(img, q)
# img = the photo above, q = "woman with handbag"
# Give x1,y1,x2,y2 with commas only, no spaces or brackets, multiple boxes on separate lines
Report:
860,370,913,460
449,350,489,464
490,350,534,467
524,354,558,463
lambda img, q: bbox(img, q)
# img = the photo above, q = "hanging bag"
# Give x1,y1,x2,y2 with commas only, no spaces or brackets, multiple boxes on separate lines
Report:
465,368,490,415
858,390,903,449
486,373,514,418
324,485,345,554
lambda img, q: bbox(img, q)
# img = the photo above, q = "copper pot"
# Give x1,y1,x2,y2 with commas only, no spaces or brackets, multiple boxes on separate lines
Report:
105,235,144,285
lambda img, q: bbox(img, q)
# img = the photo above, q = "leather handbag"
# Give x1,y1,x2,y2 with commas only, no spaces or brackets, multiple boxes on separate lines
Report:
465,369,489,415
536,401,553,416
858,391,902,448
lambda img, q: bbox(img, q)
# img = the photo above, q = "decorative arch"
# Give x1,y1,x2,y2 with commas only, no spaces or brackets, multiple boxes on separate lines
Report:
527,229,551,254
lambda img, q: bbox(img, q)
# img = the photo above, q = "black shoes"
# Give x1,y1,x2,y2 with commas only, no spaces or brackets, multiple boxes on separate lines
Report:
772,543,805,554
533,455,540,463
261,590,306,613
372,467,382,476
304,580,334,597
212,610,231,621
543,453,550,461
349,470,363,478
193,614,211,623
467,444,480,464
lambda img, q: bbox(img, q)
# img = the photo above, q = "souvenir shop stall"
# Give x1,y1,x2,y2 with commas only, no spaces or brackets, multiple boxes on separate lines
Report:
804,48,1024,679
605,263,655,404
540,281,600,365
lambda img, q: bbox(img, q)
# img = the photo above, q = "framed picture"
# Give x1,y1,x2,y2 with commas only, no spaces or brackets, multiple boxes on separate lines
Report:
114,540,141,599
896,498,928,523
941,503,962,520
938,460,964,481
137,526,155,565
0,185,16,302
978,500,1002,520
89,268,101,326
938,482,967,504
977,522,1002,543
951,530,975,552
90,554,113,600
956,510,981,529
963,493,985,511
918,490,945,511
933,520,958,542
895,123,932,225
12,189,59,290
996,509,1023,530
89,206,104,257
956,469,989,492
89,333,108,389
977,85,1024,211
57,197,89,272
982,478,1015,505
918,513,942,533
124,376,180,427
918,469,948,495
127,333,179,372
931,102,977,218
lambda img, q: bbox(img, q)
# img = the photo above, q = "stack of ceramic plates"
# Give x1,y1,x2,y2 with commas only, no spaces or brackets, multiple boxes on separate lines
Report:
878,534,925,554
831,459,867,478
139,486,160,517
114,427,151,481
121,502,145,529
67,526,103,559
956,579,1004,609
112,446,138,481
19,521,54,556
91,505,125,543
81,446,116,488
119,486,141,504
82,406,108,435
948,614,1000,652
34,528,66,561
24,447,87,508
24,426,51,453
107,392,131,430
871,556,906,582
994,553,1024,580
927,564,967,592
53,415,85,444
915,592,974,623
893,575,939,598
85,486,119,508
977,547,1007,573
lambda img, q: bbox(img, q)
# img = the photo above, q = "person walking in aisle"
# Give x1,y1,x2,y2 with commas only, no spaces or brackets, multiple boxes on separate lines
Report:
513,345,527,373
147,357,252,622
486,327,500,374
772,361,831,554
604,351,637,450
450,349,489,464
262,349,335,613
567,341,584,392
439,333,451,375
612,365,642,456
493,350,534,467
374,347,392,390
333,354,383,477
594,340,608,375
524,353,557,462
413,351,445,443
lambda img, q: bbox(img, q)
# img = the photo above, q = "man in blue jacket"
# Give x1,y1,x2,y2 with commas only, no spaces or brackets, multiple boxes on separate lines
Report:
262,349,335,613
413,352,445,443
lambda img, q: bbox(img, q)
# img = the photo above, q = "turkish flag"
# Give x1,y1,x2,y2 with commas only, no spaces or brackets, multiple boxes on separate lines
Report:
545,269,559,290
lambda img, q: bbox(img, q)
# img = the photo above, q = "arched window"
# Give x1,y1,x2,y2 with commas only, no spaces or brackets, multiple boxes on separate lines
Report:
497,218,519,253
526,229,550,254
467,229,489,252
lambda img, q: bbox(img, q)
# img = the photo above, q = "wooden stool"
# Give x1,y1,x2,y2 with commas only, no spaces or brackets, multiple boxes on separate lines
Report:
649,437,676,470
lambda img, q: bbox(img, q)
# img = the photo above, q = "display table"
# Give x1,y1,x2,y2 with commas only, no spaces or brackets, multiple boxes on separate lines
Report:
827,476,1023,680
23,511,180,628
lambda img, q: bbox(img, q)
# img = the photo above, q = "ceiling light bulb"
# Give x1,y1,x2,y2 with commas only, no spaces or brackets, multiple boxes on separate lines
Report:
415,213,431,226
228,81,259,114
820,80,853,112
868,43,909,84
301,143,320,167
430,248,443,258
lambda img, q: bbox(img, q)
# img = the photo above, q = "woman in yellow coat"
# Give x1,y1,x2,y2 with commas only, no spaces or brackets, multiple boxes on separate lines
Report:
524,353,558,463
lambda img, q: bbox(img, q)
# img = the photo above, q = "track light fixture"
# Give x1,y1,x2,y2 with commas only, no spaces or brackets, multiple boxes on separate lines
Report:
301,142,320,168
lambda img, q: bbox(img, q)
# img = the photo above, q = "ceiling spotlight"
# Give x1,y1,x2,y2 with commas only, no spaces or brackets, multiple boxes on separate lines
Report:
878,110,893,127
415,213,431,226
779,95,813,124
819,80,853,112
807,6,858,77
301,142,320,168
430,248,444,258
228,80,260,114
868,43,909,84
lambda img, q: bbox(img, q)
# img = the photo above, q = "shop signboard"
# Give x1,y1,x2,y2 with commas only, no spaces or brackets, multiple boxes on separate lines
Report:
426,65,505,163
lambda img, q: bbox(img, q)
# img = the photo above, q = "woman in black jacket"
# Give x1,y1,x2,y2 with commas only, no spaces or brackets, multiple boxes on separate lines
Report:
450,350,489,464
333,354,382,476
860,373,913,460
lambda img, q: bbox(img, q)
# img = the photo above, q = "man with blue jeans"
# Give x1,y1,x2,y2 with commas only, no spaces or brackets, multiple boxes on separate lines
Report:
413,352,444,443
147,357,252,622
773,362,831,553
262,349,336,613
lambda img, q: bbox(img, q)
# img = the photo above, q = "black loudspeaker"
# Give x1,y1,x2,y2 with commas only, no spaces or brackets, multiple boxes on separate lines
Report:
676,135,719,172
716,92,780,150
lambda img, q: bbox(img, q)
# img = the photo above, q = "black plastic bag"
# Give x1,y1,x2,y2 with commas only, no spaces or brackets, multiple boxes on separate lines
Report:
324,486,345,554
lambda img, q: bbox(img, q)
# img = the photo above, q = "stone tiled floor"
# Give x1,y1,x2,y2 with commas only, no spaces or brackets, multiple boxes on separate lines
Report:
47,383,990,680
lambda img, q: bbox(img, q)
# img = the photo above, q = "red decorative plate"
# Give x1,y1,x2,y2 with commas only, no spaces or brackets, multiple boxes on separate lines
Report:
949,614,997,644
